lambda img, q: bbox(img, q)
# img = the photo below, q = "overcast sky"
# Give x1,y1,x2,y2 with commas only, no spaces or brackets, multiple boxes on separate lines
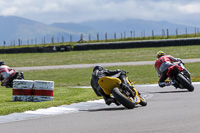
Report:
0,0,200,26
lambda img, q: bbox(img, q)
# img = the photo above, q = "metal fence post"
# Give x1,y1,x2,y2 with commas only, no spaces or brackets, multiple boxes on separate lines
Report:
3,40,6,48
185,28,187,37
88,34,91,42
114,32,116,40
105,32,107,42
97,33,99,42
176,28,178,38
152,30,154,39
18,39,21,46
166,29,169,38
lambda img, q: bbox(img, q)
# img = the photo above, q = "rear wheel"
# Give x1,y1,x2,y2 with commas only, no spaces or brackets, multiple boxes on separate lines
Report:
112,87,135,109
176,73,194,92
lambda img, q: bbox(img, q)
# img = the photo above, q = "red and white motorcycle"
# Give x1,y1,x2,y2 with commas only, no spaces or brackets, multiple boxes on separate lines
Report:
165,61,194,92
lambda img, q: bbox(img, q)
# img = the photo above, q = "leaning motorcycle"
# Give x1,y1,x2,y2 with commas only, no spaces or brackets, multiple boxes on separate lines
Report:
98,75,147,109
166,62,194,92
4,71,24,88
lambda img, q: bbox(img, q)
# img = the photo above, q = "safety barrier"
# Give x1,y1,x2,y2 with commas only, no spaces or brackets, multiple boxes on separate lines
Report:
0,45,72,54
12,80,54,102
73,38,200,51
33,80,54,102
12,80,34,102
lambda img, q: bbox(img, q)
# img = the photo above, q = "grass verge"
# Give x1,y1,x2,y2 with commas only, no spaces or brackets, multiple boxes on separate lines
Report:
0,45,200,67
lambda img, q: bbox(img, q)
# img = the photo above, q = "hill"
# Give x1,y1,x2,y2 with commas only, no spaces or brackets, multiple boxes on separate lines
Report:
0,16,196,45
0,16,79,45
51,19,195,40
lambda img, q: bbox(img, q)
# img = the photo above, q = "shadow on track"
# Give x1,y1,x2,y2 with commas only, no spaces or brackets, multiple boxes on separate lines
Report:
86,105,146,112
87,107,126,112
150,90,188,94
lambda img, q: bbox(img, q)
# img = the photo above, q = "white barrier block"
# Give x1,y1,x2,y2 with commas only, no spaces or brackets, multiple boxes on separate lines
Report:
33,80,54,102
33,96,54,102
12,95,32,102
34,80,54,90
13,80,34,89
12,80,34,102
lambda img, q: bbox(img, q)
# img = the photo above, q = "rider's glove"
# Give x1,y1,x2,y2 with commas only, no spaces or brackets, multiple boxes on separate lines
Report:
121,70,127,75
180,60,184,65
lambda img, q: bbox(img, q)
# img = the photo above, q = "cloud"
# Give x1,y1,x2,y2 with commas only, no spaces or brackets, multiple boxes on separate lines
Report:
0,0,199,26
178,3,200,14
1,6,18,16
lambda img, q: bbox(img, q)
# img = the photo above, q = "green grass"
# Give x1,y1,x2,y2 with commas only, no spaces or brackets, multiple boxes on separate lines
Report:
23,63,200,86
0,62,199,115
1,45,200,67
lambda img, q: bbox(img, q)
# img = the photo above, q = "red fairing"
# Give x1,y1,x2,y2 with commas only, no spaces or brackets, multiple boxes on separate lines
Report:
167,64,183,78
0,68,9,73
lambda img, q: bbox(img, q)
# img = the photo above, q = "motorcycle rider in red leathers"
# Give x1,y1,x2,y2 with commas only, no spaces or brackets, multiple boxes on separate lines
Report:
155,51,182,87
0,61,16,87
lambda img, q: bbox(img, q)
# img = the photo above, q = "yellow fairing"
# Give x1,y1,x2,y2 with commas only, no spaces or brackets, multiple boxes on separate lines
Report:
126,77,140,104
98,77,121,95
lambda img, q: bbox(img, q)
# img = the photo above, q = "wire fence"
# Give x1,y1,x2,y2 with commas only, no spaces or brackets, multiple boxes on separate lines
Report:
1,27,200,47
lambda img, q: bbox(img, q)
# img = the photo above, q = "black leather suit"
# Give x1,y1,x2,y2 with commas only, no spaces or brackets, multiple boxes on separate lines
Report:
90,69,127,101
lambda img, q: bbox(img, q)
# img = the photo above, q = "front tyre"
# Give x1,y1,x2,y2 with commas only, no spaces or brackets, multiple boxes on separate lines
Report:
112,87,135,109
176,73,194,92
139,95,147,106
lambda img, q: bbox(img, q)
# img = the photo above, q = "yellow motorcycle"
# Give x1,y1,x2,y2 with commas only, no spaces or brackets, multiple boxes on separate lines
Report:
98,76,147,109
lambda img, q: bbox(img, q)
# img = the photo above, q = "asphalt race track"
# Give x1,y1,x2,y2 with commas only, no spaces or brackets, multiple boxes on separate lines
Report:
0,83,200,133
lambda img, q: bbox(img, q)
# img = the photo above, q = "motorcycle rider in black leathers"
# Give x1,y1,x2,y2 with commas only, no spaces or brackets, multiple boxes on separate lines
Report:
91,65,132,105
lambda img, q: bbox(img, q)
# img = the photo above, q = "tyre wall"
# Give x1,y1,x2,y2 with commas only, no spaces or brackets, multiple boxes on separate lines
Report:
0,45,72,54
73,38,200,51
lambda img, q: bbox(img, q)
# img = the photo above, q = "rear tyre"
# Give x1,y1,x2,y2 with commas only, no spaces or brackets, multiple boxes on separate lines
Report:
176,73,194,92
112,87,135,109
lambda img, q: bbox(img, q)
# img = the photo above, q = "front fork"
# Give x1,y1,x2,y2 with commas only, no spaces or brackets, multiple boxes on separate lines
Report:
179,63,191,78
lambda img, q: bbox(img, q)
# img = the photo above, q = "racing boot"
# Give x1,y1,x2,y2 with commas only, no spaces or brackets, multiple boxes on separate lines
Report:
98,88,115,105
105,98,115,105
113,99,121,106
105,97,121,106
159,81,173,87
159,82,167,87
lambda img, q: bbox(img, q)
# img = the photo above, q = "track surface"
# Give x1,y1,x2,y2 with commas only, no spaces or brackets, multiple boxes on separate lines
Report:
0,83,200,133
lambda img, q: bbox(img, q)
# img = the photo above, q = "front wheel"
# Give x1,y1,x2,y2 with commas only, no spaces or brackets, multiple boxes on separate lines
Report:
176,73,194,92
139,95,147,106
112,87,135,109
